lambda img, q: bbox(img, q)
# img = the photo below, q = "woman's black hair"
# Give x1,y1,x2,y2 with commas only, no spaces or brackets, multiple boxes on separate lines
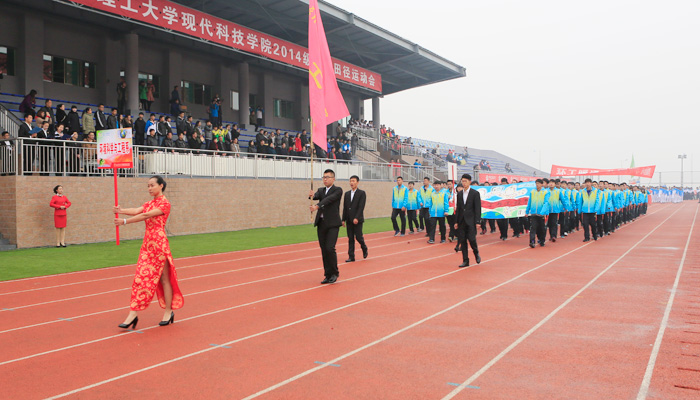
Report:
53,185,62,194
150,175,166,192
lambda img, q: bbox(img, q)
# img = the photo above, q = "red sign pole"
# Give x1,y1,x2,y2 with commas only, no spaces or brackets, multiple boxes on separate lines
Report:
114,167,120,246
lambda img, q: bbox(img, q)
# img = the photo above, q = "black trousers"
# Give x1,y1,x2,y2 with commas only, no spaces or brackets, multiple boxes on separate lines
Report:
568,211,576,233
429,216,446,241
407,210,419,232
488,219,496,232
446,214,456,239
596,214,605,236
391,208,406,234
497,219,508,239
547,213,559,239
607,212,615,233
346,221,367,259
574,211,581,229
459,222,479,262
582,213,597,240
559,212,568,236
509,218,522,235
520,216,530,232
419,208,429,230
529,215,546,244
317,224,339,278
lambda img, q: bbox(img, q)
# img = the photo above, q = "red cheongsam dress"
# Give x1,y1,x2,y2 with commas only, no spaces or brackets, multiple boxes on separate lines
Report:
130,196,184,311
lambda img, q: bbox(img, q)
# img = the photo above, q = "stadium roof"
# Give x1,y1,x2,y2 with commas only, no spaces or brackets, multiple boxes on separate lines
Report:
170,0,466,97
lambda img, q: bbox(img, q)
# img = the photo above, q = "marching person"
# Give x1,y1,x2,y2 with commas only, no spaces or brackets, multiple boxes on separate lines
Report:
342,175,368,262
391,176,408,236
309,169,343,284
454,174,481,267
446,179,458,242
405,181,422,234
526,178,550,248
558,180,571,239
578,178,601,242
49,185,71,247
113,176,184,329
546,178,564,242
496,178,510,241
425,180,449,244
419,177,434,235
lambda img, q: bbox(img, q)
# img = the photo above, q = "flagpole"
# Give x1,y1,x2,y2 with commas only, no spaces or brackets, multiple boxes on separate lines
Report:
310,117,314,219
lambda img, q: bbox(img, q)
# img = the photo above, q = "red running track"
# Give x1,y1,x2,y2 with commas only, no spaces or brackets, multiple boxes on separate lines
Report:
0,203,697,399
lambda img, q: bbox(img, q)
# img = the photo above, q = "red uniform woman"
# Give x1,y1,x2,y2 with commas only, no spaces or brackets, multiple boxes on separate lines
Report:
50,185,71,247
113,176,184,330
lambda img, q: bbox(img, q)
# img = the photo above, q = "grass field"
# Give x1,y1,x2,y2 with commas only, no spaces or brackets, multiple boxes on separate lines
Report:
0,218,394,282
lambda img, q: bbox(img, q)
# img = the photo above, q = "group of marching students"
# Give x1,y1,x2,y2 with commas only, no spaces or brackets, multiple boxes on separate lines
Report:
390,175,649,251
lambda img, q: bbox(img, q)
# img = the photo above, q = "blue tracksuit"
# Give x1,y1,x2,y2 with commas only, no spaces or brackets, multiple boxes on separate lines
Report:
579,188,601,214
406,188,422,211
392,184,408,209
526,188,550,216
419,185,434,208
548,188,565,214
425,188,449,218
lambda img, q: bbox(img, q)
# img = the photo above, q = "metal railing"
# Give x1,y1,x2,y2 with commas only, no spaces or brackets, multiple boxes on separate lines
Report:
0,138,435,182
0,102,21,137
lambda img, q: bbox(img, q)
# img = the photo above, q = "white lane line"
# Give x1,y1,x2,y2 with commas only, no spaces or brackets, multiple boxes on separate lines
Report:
0,239,449,336
1,238,487,364
0,238,411,311
37,205,670,398
636,204,698,400
241,244,590,399
441,204,684,399
0,234,399,294
44,246,529,400
0,229,396,286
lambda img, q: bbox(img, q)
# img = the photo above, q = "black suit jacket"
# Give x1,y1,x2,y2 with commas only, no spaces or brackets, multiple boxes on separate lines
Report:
311,185,343,228
342,189,366,223
18,122,33,138
95,111,107,130
454,187,482,227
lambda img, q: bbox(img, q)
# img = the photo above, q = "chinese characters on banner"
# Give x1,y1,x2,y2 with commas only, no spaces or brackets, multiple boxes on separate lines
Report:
97,128,134,168
71,0,382,92
550,165,656,178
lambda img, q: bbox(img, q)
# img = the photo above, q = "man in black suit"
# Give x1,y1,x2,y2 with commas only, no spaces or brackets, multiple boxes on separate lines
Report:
309,169,343,284
342,175,368,263
454,173,482,268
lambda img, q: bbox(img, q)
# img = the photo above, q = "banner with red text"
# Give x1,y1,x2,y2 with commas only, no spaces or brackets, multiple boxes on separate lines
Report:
66,0,381,91
97,128,133,168
550,165,656,178
479,173,539,184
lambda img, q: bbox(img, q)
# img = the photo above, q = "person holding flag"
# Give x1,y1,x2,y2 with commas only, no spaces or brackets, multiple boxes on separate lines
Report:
405,181,422,235
391,176,408,236
446,179,458,242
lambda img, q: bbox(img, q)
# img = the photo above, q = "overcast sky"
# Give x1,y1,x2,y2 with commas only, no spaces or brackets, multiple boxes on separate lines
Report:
331,0,700,185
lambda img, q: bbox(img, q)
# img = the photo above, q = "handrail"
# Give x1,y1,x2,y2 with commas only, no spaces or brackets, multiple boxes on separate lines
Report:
0,102,21,138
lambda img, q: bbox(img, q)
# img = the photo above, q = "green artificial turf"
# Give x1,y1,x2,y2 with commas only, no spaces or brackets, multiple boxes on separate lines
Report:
0,218,394,282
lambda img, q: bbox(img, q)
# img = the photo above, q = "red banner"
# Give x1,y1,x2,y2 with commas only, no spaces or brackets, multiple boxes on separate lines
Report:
479,173,539,184
70,0,382,92
550,165,656,178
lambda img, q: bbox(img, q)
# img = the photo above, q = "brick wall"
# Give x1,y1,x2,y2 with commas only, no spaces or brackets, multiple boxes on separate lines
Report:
1,176,395,248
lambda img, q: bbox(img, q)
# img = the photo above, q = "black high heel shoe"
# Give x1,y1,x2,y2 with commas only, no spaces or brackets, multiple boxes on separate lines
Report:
118,316,138,330
159,311,174,326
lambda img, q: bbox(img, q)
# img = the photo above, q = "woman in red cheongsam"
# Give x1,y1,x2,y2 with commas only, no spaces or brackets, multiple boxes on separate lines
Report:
113,176,184,330
50,185,71,247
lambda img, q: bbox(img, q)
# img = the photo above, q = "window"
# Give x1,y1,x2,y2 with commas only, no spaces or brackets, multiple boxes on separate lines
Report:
119,71,160,98
0,47,16,76
181,80,212,106
230,90,239,110
43,54,96,88
273,99,294,119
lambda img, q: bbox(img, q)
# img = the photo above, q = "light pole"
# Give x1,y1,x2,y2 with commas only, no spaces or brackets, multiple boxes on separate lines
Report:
679,154,687,188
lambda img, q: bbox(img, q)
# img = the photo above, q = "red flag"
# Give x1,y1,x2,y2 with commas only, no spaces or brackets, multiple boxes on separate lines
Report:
308,0,349,150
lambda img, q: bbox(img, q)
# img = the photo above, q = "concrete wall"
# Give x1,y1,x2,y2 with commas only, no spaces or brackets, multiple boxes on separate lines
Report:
0,176,394,248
